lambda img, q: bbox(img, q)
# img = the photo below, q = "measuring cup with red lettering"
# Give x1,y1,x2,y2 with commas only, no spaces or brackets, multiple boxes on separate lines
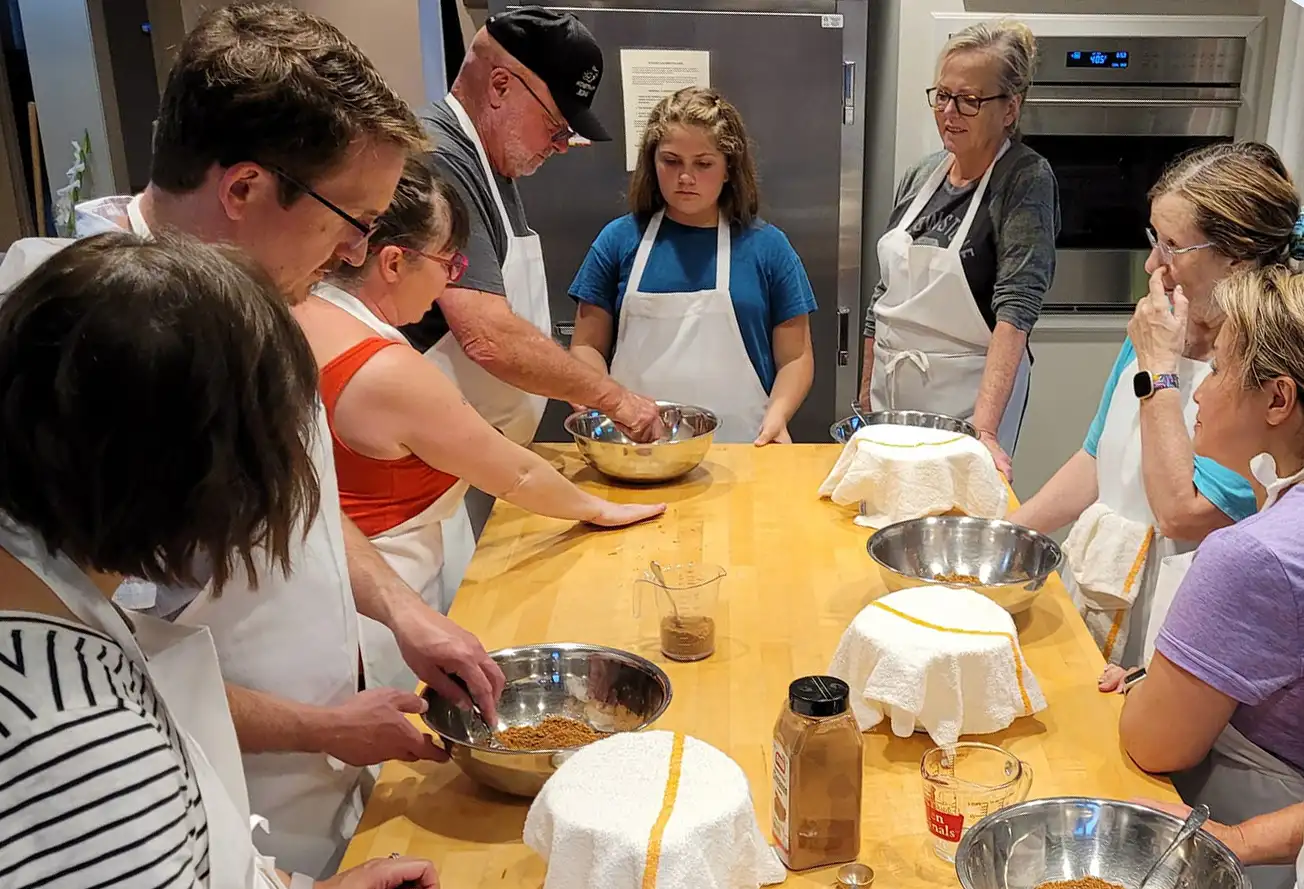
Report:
920,742,1033,862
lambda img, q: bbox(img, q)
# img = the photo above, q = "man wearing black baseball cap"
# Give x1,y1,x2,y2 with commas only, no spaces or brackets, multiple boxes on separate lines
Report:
404,7,664,548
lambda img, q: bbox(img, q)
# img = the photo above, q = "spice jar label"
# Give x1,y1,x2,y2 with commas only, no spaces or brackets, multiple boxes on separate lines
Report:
772,739,791,857
925,802,963,842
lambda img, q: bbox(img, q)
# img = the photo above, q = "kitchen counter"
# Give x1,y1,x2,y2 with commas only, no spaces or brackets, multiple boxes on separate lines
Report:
340,443,1175,886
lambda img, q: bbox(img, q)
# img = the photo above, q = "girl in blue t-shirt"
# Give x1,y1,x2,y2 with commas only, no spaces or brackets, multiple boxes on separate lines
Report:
568,87,816,445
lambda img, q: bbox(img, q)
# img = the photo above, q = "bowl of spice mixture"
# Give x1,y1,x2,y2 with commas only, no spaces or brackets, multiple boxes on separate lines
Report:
955,798,1250,889
422,643,673,797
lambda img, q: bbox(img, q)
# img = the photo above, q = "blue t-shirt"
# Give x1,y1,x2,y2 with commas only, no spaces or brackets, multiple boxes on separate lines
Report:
568,213,817,391
1082,338,1255,522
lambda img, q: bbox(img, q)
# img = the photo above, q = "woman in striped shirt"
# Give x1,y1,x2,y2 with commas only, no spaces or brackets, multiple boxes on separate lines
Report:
0,233,436,889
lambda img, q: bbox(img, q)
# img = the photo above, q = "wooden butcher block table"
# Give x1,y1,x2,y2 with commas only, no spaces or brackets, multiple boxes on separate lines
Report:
341,443,1175,887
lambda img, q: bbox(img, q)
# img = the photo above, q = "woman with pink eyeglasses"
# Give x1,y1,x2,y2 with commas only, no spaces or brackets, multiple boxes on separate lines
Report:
296,157,664,690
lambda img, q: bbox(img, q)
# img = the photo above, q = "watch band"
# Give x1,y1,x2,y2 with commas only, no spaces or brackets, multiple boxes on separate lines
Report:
1122,667,1147,694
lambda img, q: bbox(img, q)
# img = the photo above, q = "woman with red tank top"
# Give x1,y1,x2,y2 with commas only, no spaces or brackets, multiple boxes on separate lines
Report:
295,157,665,689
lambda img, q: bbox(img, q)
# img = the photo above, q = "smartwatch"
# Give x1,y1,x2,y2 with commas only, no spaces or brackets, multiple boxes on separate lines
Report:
1133,371,1179,400
1123,667,1147,694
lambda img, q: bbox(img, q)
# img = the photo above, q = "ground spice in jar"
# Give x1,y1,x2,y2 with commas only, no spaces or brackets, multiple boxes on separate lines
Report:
772,676,863,871
660,615,715,661
496,717,601,750
1037,880,1126,889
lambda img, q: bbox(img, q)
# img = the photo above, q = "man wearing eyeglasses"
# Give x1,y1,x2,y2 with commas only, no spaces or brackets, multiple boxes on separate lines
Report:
0,4,506,879
406,8,665,537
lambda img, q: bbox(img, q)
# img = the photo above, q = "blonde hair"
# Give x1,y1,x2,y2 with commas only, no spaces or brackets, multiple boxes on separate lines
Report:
939,19,1039,135
1215,266,1304,397
1149,142,1302,267
628,87,759,227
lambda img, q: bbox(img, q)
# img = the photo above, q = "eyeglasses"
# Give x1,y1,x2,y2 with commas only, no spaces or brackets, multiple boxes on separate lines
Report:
508,71,574,146
381,244,468,283
269,166,380,250
1146,226,1213,264
926,87,1009,117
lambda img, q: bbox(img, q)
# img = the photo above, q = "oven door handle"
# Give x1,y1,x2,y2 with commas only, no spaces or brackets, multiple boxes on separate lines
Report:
1026,97,1242,109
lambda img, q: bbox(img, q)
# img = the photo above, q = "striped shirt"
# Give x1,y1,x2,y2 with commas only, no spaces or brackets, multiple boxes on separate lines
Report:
0,613,210,888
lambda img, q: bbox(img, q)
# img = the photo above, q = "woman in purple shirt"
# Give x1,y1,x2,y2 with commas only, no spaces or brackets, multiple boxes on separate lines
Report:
1120,264,1304,889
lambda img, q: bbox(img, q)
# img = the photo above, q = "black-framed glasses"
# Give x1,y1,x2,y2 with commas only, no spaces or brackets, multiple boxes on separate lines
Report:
926,87,1008,117
508,71,574,146
384,244,469,283
269,166,380,249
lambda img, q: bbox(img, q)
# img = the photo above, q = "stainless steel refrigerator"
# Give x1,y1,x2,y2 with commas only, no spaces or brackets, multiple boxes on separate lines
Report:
491,0,870,443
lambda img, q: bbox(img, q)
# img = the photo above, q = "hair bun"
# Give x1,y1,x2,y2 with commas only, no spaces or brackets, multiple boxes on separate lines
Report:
1292,210,1304,262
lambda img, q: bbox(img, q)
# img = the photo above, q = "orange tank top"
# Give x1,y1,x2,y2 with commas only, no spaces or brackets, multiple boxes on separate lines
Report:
320,337,461,537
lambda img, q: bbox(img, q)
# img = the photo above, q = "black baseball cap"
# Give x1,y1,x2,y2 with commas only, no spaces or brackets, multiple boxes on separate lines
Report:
486,7,611,143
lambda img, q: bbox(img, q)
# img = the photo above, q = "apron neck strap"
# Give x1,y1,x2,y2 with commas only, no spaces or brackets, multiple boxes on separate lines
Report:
714,214,731,292
443,95,514,231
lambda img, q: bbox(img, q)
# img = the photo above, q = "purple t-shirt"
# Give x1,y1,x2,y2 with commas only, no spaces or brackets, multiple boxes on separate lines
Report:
1156,484,1304,770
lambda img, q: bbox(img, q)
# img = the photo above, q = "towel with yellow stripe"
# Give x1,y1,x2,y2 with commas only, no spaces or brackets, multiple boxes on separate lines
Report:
524,731,785,889
1063,501,1154,610
828,586,1046,746
818,424,1009,528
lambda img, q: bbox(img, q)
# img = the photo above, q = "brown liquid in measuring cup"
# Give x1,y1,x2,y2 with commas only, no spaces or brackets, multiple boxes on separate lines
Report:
772,676,863,870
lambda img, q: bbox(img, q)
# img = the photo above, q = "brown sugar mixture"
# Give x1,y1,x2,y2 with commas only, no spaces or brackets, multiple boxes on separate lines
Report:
496,717,601,750
660,615,715,661
1038,879,1126,889
934,572,983,585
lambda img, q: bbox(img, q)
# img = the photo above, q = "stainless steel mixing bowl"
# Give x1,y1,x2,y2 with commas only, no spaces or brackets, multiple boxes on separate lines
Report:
868,516,1064,613
564,401,718,483
831,409,979,444
422,643,673,797
956,798,1250,889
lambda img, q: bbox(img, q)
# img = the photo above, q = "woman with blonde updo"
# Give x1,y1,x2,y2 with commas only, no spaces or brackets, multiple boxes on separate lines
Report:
1012,142,1301,673
859,19,1060,477
1119,265,1304,889
568,87,817,445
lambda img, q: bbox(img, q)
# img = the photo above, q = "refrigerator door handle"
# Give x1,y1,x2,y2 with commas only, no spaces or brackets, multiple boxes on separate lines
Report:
837,306,850,366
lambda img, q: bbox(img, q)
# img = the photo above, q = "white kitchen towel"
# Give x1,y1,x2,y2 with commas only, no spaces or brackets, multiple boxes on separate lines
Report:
1063,501,1155,609
828,586,1046,747
524,731,785,889
818,424,1009,528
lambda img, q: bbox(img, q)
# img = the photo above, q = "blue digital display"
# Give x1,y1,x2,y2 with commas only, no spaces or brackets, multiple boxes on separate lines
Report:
1067,49,1129,69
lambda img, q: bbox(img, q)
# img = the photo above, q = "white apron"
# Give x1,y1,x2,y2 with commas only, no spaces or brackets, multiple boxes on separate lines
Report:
608,210,769,444
0,521,285,889
314,282,474,686
1069,353,1211,668
425,95,551,448
869,145,1031,456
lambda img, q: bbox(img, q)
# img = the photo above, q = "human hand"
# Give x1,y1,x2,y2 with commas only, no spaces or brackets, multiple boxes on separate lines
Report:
392,606,506,724
979,431,1013,481
609,390,666,442
1128,268,1188,375
1128,799,1245,858
753,415,792,446
319,856,439,889
318,688,446,767
1099,664,1128,694
587,499,667,528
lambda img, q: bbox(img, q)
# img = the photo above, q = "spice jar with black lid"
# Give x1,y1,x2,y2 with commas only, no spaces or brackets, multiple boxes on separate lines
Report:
772,675,863,870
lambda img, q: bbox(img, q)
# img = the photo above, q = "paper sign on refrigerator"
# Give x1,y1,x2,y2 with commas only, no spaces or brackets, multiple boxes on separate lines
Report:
619,49,711,171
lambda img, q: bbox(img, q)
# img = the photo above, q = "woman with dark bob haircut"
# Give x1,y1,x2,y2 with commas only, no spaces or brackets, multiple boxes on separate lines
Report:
0,233,436,888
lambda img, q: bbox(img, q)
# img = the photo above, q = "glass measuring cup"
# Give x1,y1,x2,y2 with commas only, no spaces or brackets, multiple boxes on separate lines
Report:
633,562,725,662
921,742,1033,862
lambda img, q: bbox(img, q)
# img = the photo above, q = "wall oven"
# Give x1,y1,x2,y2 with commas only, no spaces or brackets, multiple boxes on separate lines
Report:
1020,34,1251,310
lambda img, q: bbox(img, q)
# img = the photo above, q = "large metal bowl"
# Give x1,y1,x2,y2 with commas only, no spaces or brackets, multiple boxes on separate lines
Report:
956,798,1250,889
830,409,979,444
868,516,1064,614
422,643,672,797
564,402,718,483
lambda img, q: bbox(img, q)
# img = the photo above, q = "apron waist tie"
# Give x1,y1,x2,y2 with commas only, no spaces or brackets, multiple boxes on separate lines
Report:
884,349,929,412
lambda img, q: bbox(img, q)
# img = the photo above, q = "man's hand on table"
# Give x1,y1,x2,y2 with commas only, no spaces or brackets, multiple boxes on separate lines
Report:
978,430,1014,481
393,602,506,724
320,688,447,766
319,855,439,889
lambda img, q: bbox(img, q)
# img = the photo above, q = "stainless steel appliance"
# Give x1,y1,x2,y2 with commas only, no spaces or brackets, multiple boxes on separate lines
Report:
492,0,869,442
1019,35,1250,311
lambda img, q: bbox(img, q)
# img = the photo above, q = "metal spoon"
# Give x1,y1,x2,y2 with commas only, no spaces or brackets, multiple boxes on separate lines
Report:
445,673,500,747
1138,804,1209,888
649,560,681,622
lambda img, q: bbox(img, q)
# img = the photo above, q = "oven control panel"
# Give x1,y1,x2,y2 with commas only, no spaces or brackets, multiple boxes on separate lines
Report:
1034,36,1245,86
